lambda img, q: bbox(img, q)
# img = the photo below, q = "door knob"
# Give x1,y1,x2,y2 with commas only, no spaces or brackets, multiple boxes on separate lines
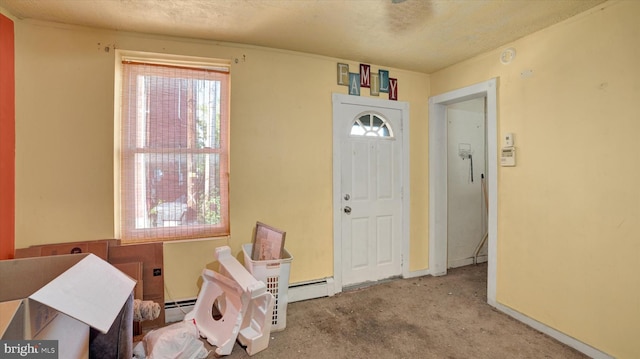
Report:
344,206,352,214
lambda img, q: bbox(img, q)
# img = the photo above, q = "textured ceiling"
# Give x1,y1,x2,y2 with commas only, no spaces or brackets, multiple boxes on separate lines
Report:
0,0,606,73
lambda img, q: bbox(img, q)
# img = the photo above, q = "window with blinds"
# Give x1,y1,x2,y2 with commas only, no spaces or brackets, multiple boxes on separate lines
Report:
118,56,230,242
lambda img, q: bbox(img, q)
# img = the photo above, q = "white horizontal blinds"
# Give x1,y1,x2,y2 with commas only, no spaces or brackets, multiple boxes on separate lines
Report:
121,61,229,241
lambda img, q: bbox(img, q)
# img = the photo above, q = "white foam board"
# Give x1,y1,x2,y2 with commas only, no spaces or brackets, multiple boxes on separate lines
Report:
29,253,136,334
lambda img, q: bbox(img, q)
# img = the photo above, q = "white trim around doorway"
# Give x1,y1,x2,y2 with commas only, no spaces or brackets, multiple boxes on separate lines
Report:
428,78,498,305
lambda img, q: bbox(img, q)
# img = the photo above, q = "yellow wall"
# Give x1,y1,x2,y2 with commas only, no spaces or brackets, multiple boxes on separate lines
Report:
9,2,634,356
430,1,639,357
8,18,430,301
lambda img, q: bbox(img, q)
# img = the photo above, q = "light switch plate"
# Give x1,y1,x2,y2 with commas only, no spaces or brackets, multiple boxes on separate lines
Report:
504,133,514,147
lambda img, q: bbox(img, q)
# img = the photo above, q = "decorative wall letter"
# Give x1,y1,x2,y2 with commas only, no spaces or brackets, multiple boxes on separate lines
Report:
349,73,361,96
370,73,379,96
379,70,389,93
338,63,397,100
337,63,349,86
359,64,370,88
389,78,398,101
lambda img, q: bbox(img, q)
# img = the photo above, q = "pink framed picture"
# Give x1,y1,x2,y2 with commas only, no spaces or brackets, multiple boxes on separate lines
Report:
251,222,286,261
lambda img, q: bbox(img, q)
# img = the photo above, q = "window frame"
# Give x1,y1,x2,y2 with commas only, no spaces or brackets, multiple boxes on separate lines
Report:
349,111,395,138
114,50,231,243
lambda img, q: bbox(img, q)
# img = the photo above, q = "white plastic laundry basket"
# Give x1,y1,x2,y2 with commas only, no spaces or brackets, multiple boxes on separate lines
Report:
242,243,292,332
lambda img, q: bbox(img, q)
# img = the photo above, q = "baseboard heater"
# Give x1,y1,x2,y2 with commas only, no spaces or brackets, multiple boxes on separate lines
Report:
165,298,197,323
164,277,335,323
288,277,335,303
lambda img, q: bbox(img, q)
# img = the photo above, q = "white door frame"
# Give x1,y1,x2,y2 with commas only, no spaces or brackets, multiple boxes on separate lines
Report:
428,79,498,305
332,93,410,294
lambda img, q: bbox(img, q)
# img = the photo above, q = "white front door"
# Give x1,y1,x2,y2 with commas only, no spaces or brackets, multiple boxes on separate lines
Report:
333,94,406,288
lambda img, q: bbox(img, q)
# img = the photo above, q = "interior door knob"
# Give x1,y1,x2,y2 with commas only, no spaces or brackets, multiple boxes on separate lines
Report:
344,206,351,214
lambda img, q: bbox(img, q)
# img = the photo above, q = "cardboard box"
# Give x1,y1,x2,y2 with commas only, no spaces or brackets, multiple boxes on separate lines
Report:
108,242,165,331
112,262,144,300
0,300,24,339
14,239,117,260
0,253,136,358
112,261,144,336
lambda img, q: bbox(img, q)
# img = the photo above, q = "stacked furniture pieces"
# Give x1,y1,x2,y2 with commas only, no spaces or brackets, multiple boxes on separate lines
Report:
185,246,274,356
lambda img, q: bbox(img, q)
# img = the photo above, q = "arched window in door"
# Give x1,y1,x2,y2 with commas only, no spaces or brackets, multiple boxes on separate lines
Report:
350,112,394,138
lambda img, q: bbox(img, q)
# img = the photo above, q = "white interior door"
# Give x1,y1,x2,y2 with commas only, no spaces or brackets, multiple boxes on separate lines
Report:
337,100,403,287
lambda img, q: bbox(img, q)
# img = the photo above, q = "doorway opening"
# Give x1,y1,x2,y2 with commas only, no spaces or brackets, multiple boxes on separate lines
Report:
446,98,488,269
428,79,498,305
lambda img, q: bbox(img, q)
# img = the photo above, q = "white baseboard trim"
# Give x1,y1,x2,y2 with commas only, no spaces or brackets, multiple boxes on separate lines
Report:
288,277,335,303
448,255,488,269
288,269,441,300
493,302,613,359
403,268,431,279
165,278,337,324
288,270,442,301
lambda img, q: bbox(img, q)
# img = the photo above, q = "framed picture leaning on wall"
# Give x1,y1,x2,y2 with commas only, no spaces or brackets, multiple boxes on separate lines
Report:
251,222,286,261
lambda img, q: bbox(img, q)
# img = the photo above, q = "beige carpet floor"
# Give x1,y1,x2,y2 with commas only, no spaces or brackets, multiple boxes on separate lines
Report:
198,263,589,359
